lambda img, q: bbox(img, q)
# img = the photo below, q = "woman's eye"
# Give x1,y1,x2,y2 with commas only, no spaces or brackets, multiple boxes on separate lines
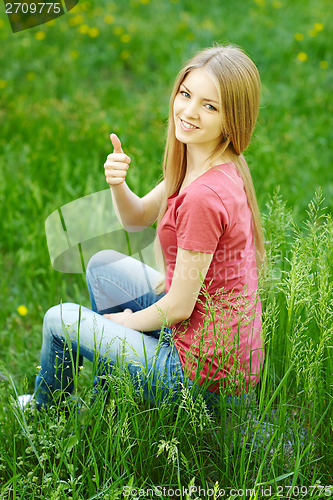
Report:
205,104,217,111
180,91,190,98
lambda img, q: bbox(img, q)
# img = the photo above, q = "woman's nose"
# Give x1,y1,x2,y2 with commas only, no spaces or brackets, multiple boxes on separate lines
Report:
184,100,199,119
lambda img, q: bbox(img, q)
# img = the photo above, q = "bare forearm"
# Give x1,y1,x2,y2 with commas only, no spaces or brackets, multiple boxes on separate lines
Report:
111,182,146,231
105,249,213,332
123,294,189,332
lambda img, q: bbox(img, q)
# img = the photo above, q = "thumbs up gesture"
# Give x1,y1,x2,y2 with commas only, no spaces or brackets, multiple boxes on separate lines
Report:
104,133,131,186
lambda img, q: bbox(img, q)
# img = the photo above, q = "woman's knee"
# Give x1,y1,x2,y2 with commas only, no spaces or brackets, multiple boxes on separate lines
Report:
86,250,123,287
43,304,61,332
43,303,80,336
87,250,124,274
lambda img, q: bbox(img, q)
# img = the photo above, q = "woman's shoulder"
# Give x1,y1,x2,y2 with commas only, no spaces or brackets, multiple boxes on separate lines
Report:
207,162,243,186
200,163,249,219
197,162,245,199
171,162,245,210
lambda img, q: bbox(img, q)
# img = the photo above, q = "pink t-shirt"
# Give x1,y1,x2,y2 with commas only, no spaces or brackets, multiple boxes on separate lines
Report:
157,163,264,394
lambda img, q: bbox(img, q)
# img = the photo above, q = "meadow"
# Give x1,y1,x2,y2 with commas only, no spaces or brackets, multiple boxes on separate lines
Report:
0,0,332,498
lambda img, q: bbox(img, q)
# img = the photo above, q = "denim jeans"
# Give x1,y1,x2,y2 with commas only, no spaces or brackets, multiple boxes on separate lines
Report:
34,250,247,410
34,250,187,408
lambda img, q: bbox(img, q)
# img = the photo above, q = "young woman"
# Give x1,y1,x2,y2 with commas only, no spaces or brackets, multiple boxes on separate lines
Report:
20,44,265,410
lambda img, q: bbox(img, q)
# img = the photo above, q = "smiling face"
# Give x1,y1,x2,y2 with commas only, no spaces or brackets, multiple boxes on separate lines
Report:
173,68,224,154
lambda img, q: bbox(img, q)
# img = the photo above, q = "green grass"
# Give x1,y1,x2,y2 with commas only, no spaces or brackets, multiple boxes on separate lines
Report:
0,0,332,497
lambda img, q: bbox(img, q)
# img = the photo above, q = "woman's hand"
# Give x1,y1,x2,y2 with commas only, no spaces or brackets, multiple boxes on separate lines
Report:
104,133,131,186
103,308,134,326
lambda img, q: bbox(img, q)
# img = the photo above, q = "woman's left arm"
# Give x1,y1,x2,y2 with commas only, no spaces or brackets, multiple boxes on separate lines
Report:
104,248,213,331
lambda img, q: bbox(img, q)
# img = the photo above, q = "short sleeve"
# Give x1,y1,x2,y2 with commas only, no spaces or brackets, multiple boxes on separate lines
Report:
176,184,229,253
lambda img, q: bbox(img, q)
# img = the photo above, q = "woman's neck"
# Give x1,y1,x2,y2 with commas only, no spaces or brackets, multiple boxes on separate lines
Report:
185,144,233,174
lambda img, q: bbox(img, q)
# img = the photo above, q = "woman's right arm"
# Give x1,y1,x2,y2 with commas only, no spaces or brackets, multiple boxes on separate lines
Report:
104,134,164,231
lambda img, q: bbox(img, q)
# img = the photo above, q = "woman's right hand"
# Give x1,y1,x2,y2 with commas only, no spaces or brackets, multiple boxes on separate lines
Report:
104,133,131,186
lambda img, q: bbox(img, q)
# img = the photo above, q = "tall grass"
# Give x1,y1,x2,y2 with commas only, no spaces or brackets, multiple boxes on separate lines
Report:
0,192,332,498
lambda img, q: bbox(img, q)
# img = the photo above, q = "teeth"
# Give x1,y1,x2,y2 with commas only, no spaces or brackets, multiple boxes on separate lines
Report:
181,119,197,129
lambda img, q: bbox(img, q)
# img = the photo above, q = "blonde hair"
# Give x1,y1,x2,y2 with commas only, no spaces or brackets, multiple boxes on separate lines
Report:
155,44,265,293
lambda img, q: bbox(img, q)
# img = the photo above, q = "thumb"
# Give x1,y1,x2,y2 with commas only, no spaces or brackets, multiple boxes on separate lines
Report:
110,133,123,154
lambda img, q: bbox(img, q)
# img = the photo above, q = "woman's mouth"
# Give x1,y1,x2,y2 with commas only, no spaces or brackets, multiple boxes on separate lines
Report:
180,118,199,130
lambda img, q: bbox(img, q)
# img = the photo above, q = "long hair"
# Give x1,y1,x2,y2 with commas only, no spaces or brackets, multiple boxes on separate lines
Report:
155,44,265,293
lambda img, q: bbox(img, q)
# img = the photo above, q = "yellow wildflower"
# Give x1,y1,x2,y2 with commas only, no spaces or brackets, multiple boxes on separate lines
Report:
120,50,130,60
69,15,84,27
120,33,131,43
314,23,324,32
104,15,115,24
17,305,28,316
320,61,328,69
80,1,90,11
272,0,282,8
294,33,304,41
113,26,124,35
26,72,36,81
308,29,318,37
0,80,7,89
89,28,99,38
79,24,90,34
297,52,308,62
35,31,46,41
141,0,150,3
0,19,5,28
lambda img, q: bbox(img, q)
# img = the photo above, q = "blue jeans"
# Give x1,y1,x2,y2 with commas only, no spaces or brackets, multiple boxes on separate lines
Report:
34,250,247,410
34,250,186,408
